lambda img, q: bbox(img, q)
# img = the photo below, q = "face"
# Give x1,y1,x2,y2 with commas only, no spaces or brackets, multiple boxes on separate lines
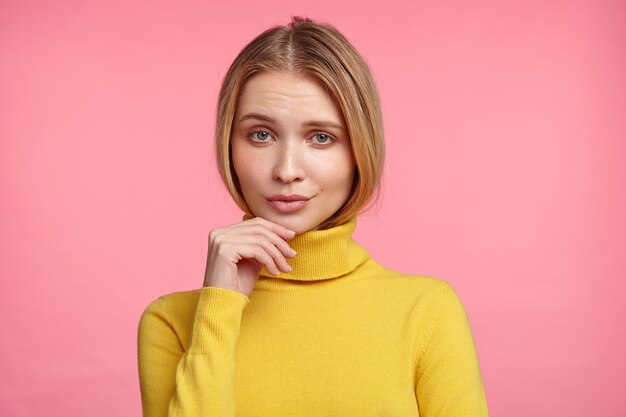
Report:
231,71,355,234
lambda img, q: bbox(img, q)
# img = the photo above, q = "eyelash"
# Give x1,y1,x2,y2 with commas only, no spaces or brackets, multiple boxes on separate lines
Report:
250,130,273,142
248,130,336,146
311,132,335,145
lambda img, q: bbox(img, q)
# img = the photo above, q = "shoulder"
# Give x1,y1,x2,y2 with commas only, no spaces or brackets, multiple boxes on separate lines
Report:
359,257,455,300
353,257,467,319
139,289,202,337
371,268,475,345
142,288,202,316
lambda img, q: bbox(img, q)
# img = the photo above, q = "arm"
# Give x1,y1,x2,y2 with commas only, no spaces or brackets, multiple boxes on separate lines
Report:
415,283,489,417
138,287,250,417
138,217,294,416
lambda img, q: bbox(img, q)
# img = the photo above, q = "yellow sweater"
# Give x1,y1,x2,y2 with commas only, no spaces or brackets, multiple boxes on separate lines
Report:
138,218,489,416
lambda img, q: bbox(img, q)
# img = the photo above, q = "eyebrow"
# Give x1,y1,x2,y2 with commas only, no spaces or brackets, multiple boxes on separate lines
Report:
238,113,274,123
237,112,346,131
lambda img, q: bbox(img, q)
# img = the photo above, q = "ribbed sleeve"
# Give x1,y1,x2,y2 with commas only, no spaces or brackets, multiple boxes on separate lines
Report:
415,283,489,417
190,287,250,355
138,287,249,417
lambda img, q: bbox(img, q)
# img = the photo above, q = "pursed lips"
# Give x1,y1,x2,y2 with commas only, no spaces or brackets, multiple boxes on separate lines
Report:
266,195,312,212
267,194,311,202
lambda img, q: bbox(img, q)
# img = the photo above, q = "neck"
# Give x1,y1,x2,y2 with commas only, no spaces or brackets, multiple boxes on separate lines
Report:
257,217,367,281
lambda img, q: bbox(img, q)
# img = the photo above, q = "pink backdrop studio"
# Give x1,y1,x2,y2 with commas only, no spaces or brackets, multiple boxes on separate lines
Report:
1,0,625,416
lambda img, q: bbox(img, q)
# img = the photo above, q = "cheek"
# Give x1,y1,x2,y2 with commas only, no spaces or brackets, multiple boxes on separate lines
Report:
232,145,260,185
316,153,355,191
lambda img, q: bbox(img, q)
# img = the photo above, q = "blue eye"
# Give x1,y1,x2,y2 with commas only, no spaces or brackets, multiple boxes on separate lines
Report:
251,130,271,141
312,133,333,145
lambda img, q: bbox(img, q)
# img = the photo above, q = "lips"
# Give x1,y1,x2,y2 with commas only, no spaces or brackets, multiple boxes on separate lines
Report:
267,194,311,213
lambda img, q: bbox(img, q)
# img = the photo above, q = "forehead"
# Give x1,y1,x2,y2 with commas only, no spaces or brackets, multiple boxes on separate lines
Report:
235,71,344,122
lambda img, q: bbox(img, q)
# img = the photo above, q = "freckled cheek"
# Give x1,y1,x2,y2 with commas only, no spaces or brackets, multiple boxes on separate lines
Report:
232,148,270,185
312,158,355,191
233,156,265,205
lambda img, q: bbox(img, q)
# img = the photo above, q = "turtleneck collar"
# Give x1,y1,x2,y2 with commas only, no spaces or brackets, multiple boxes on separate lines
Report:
255,217,368,281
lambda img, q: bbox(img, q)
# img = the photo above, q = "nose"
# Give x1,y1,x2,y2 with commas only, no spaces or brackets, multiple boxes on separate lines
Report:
272,142,305,183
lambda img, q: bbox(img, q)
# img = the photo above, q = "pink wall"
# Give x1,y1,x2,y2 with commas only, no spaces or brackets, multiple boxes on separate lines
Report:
1,0,625,415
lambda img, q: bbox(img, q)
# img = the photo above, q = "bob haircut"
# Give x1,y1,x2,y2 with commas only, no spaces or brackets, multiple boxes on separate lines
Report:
215,17,385,230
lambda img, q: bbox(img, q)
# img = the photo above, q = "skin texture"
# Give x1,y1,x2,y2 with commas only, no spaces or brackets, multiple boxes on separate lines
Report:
203,217,297,295
231,71,355,234
204,71,356,296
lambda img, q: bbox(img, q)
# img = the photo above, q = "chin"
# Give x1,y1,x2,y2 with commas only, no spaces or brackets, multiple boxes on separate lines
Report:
258,212,320,235
278,218,318,234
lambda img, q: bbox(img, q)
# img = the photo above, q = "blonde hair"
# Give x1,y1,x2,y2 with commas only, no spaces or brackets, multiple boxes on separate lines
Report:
216,17,384,229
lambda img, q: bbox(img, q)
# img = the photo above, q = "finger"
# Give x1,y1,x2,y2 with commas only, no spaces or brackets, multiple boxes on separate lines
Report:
257,239,293,273
228,236,292,274
235,243,282,276
226,224,297,259
243,217,297,240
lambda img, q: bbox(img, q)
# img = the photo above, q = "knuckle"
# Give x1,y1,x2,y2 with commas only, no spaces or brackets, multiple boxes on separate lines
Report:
208,228,222,242
251,230,266,240
253,217,273,228
255,246,272,261
258,240,275,255
215,242,230,256
211,234,224,245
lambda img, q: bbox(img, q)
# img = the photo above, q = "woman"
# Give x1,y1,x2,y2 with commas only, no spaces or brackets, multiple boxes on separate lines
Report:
138,17,489,417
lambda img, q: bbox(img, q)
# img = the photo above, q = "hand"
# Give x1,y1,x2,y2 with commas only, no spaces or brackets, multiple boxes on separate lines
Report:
202,217,297,296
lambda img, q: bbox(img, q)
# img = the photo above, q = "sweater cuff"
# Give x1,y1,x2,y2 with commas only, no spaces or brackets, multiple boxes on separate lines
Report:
189,287,250,356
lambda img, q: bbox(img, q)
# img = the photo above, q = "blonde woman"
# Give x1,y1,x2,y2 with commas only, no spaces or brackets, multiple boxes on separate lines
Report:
138,17,489,417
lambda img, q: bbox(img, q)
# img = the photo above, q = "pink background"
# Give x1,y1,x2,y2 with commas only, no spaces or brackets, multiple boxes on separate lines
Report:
1,0,625,415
